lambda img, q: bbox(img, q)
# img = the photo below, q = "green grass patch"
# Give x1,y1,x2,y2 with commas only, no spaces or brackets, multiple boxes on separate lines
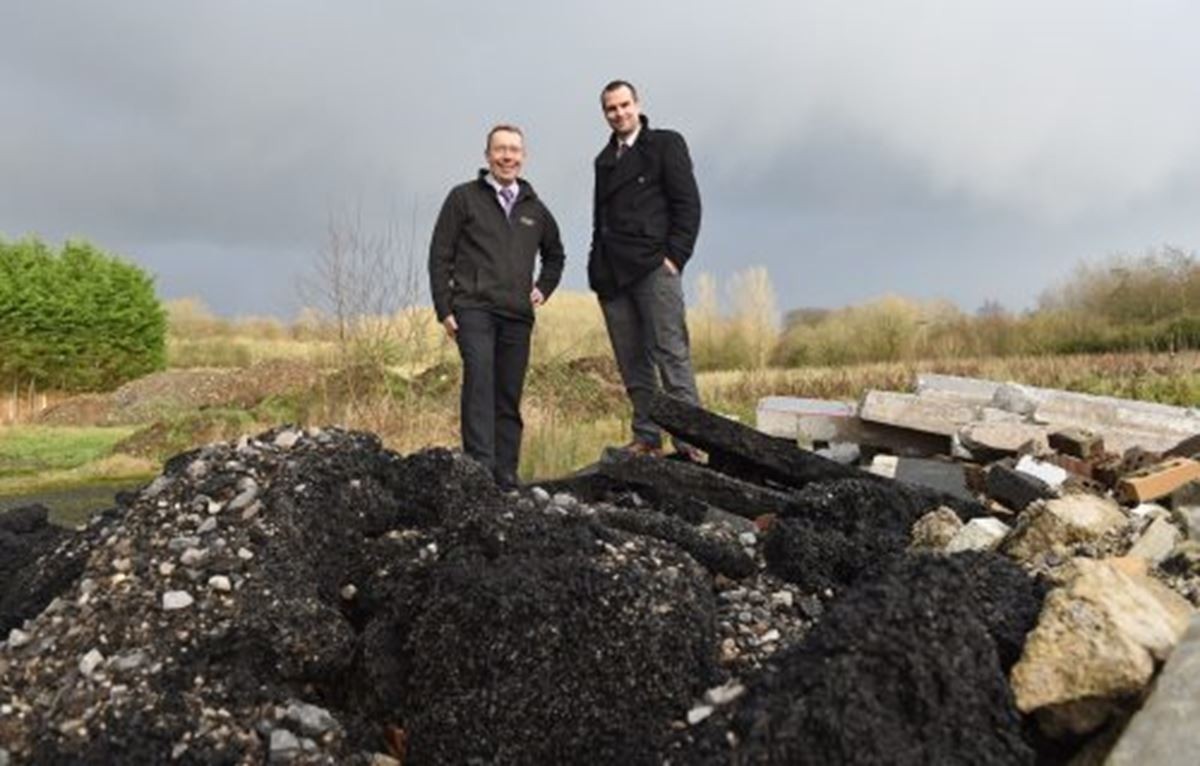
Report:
0,425,139,478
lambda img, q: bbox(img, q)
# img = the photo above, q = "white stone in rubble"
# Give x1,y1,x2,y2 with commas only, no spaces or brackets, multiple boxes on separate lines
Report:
79,648,105,677
162,590,195,611
274,430,302,449
6,629,31,649
945,517,1011,553
1014,455,1068,489
703,680,746,706
1128,516,1182,565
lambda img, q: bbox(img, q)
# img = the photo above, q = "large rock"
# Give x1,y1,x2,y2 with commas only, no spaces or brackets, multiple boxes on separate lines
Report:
1107,615,1200,765
1009,557,1194,738
1002,494,1127,563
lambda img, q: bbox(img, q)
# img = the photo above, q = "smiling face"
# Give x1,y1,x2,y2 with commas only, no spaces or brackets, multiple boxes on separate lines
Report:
602,84,641,139
485,128,524,185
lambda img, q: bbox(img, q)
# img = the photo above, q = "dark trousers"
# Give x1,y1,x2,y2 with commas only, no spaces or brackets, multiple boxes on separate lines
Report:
454,308,532,483
599,263,701,448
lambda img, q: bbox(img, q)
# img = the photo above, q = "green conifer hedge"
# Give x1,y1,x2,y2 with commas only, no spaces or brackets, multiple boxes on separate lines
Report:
0,237,166,391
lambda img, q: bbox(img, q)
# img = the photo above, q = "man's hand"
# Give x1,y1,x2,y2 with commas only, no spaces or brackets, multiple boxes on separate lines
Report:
531,287,546,307
442,315,458,339
663,257,679,275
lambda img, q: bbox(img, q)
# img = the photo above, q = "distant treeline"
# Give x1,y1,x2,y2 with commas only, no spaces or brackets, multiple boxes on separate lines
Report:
25,237,1197,386
0,237,166,392
691,245,1200,370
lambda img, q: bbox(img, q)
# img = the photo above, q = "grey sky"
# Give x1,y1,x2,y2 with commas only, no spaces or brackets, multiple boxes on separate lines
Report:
3,1,1198,318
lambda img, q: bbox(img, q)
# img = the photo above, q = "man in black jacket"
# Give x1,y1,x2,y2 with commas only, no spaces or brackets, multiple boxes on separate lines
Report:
429,124,565,489
589,80,703,458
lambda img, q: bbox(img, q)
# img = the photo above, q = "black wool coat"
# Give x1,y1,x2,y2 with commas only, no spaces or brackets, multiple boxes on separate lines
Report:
587,115,702,299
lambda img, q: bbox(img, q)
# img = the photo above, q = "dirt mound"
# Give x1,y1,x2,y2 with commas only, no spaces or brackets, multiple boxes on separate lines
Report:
680,553,1040,765
36,360,321,426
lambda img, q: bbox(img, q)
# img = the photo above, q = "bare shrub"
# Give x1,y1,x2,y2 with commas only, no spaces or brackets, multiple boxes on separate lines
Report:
296,206,440,439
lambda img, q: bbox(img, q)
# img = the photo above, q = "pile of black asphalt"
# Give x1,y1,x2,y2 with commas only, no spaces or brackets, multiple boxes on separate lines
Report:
0,502,116,637
763,476,984,594
0,429,721,765
671,552,1045,766
2,406,1052,765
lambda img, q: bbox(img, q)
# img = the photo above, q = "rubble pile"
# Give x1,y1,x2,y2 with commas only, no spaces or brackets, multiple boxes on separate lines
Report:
1,374,1198,764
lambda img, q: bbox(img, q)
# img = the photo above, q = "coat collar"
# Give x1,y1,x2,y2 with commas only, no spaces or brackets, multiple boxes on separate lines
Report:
476,169,536,202
598,114,654,167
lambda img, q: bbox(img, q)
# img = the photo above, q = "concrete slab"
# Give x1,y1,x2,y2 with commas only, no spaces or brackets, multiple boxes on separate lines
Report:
756,397,856,441
960,422,1050,455
1106,616,1200,766
859,391,976,437
756,396,948,455
913,373,1001,404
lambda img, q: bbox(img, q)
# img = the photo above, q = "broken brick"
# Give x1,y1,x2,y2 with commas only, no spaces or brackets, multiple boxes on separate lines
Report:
1048,428,1104,460
1117,458,1200,505
1041,453,1094,480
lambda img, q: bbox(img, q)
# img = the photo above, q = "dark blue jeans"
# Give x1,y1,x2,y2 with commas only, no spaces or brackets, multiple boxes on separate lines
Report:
599,263,701,448
454,308,532,483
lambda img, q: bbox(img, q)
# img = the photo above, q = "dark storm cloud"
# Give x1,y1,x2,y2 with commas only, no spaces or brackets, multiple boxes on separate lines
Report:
2,0,1197,316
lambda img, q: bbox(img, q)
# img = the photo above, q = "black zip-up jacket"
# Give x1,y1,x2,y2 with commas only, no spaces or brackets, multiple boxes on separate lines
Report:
429,170,566,322
588,115,702,299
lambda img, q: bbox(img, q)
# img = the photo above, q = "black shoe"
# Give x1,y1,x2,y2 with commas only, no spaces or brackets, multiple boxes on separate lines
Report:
616,440,663,458
494,471,521,492
670,444,706,464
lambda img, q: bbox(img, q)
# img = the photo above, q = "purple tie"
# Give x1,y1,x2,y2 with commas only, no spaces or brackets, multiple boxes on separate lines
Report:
499,186,515,217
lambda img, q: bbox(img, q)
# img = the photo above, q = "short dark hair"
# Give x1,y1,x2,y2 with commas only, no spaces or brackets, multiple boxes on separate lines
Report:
601,80,639,104
486,123,524,151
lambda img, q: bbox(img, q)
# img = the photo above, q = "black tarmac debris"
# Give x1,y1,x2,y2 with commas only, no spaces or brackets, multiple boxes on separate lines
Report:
0,503,112,637
675,553,1042,766
0,429,724,764
763,477,948,593
2,416,1055,765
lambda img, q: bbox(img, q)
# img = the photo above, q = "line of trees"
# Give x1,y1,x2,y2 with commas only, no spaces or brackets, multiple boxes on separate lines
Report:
0,237,166,392
765,245,1200,368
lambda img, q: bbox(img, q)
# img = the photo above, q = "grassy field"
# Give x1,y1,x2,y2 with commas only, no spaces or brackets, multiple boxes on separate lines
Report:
2,350,1196,509
0,425,155,494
